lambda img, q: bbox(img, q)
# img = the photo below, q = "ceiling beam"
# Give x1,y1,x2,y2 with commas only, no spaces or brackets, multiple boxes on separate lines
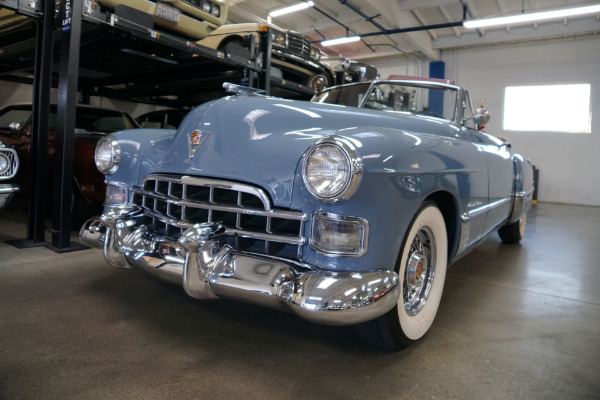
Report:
401,0,475,11
367,0,440,60
433,17,599,49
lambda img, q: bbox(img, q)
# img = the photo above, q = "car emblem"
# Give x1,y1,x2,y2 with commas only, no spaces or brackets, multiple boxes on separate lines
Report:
188,129,211,158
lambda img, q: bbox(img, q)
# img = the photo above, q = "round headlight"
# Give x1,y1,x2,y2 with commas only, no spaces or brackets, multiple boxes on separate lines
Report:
303,137,362,202
0,154,9,174
310,46,320,60
95,135,120,174
211,4,220,17
201,0,212,13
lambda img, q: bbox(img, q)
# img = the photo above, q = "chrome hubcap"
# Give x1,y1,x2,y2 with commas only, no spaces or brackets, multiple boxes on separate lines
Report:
404,227,436,316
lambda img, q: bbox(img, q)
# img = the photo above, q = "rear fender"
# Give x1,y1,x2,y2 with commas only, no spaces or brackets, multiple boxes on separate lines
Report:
508,154,534,223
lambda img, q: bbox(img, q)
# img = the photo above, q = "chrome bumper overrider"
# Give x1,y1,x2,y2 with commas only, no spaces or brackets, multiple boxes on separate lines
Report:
80,206,400,326
509,189,534,223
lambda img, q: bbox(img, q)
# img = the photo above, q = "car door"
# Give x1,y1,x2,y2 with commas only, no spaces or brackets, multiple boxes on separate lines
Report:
462,94,513,236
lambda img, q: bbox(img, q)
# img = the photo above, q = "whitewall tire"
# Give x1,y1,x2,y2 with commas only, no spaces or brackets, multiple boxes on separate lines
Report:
357,202,448,350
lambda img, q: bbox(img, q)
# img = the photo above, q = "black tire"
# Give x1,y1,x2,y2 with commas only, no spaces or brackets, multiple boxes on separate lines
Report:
357,202,448,351
498,214,526,244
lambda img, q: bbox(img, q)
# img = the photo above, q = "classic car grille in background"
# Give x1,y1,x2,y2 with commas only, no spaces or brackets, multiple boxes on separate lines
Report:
0,147,18,178
287,32,312,57
131,174,307,259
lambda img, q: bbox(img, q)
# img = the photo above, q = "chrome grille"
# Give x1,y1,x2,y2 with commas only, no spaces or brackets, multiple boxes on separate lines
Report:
0,146,19,179
287,32,312,57
131,174,307,259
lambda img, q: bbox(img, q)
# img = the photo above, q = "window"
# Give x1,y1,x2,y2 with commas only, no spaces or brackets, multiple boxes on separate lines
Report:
0,108,31,129
503,83,592,133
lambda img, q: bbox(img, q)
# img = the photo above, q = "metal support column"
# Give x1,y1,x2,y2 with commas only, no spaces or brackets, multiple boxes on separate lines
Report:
7,0,55,249
259,29,272,96
47,0,87,252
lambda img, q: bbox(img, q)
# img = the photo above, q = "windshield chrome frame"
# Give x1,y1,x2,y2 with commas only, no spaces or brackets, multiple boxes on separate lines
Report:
313,79,465,126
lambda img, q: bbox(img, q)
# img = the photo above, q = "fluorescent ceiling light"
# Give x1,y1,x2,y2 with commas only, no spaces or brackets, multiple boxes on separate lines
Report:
321,36,361,46
463,4,600,29
269,1,314,17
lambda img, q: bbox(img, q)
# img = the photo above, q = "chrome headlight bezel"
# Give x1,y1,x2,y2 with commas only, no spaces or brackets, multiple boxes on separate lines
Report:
95,135,120,175
302,136,362,203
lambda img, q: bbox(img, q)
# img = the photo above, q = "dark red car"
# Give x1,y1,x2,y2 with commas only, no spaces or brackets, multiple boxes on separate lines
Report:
0,103,139,224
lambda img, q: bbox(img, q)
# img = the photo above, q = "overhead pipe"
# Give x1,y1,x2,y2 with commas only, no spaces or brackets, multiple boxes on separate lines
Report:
311,5,376,52
312,6,468,44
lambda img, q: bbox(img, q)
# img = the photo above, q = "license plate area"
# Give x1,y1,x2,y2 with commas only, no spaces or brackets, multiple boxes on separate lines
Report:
156,2,180,23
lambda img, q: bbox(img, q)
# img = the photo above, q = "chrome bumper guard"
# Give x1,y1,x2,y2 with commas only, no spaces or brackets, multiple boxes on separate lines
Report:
80,206,400,326
509,189,534,223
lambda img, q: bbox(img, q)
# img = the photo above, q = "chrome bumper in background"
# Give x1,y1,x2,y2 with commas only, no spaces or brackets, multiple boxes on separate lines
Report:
0,184,19,209
80,206,400,326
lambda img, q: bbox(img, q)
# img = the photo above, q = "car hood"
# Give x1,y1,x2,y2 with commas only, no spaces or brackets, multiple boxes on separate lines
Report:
145,95,453,208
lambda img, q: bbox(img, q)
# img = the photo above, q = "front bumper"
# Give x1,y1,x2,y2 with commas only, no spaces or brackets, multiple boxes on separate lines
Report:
0,184,19,209
80,206,400,326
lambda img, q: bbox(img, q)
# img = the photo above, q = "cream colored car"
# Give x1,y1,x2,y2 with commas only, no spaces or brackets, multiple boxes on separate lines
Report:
98,0,228,40
0,8,28,29
198,23,333,91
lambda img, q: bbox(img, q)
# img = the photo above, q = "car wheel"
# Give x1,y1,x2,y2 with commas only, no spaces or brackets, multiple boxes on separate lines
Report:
220,39,250,59
498,214,526,244
307,73,331,91
357,202,448,351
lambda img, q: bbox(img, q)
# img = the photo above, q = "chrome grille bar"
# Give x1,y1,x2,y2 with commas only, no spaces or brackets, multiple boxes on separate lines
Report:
287,32,311,57
132,174,307,259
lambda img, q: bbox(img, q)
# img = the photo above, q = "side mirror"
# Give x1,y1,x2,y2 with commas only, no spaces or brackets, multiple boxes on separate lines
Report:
474,108,491,127
8,122,21,134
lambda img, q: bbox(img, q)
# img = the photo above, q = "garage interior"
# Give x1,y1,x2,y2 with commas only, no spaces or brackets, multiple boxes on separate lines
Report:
1,0,599,399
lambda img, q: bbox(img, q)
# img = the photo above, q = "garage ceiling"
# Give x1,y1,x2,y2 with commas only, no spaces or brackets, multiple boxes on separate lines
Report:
227,0,600,61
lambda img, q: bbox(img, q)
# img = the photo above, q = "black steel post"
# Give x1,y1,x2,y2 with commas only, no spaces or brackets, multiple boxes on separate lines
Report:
16,0,54,248
49,0,85,251
259,29,271,96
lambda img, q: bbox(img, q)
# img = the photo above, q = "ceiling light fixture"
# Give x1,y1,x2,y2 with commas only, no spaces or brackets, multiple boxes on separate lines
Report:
269,1,314,18
321,36,361,46
463,4,600,29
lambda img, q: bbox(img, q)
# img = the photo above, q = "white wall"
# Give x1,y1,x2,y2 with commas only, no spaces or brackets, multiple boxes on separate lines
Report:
0,81,55,108
370,55,426,80
373,36,600,206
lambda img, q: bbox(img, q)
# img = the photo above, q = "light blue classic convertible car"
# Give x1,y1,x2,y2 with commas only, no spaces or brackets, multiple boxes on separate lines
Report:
80,80,534,350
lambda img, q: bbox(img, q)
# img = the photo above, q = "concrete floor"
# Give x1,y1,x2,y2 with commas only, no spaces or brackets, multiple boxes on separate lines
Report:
0,202,598,400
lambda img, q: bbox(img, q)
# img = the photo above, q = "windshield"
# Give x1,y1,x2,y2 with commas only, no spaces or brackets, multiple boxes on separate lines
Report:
313,82,459,122
0,105,138,134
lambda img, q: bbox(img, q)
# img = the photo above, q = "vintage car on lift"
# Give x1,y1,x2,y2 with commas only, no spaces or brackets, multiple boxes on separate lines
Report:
94,0,228,40
198,23,333,92
0,103,139,226
96,0,228,40
80,80,534,350
0,140,19,210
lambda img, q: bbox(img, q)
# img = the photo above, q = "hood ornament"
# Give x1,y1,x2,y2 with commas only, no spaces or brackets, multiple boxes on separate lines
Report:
223,82,265,96
188,130,211,158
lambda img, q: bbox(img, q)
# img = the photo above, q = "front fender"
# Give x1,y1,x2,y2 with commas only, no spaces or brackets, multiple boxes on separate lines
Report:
106,128,177,187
